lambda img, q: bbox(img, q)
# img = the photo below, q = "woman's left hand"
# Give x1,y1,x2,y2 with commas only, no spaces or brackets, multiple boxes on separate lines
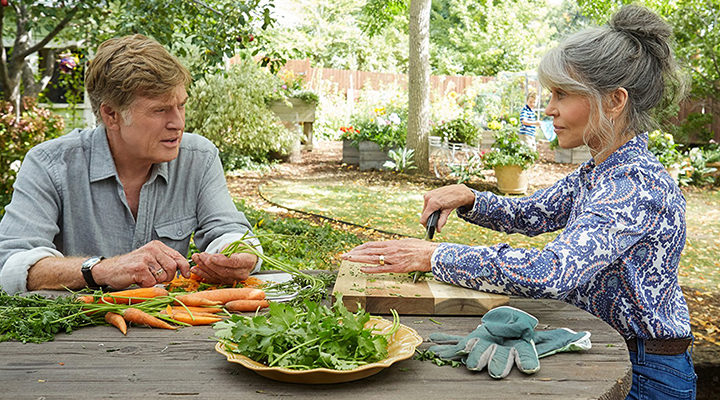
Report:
190,252,257,284
340,238,439,274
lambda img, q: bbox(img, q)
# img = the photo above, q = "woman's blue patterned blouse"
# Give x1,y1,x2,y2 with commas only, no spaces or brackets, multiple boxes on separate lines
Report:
431,133,691,340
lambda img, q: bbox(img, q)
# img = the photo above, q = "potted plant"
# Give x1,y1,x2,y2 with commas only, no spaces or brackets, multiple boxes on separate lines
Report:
482,127,539,194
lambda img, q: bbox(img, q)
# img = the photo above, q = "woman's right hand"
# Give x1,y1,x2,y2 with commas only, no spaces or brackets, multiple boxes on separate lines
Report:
420,184,476,232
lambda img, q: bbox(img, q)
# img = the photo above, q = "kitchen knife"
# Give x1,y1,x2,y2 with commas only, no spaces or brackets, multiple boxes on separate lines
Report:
413,209,440,283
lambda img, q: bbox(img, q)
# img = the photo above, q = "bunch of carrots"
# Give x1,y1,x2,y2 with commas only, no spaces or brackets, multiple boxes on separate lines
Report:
76,286,270,336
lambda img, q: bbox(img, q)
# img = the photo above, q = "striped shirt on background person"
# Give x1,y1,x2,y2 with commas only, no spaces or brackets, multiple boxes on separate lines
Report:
519,104,538,137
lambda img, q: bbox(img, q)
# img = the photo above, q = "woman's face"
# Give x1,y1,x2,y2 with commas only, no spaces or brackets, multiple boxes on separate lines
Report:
544,88,591,149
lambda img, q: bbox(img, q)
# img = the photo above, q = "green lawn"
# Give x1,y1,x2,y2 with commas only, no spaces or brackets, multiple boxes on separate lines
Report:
261,177,720,291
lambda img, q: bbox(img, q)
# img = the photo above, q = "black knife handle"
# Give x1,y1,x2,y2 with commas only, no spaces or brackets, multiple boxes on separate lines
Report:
426,210,441,240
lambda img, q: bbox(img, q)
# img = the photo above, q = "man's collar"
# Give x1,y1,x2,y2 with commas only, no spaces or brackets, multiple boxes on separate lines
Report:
89,126,169,184
89,126,116,183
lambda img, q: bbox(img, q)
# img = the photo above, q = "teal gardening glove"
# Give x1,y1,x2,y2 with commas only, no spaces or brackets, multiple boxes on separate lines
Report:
427,306,592,379
428,306,540,379
534,327,592,358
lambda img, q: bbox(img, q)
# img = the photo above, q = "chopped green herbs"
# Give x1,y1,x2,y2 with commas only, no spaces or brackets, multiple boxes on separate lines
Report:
414,349,462,368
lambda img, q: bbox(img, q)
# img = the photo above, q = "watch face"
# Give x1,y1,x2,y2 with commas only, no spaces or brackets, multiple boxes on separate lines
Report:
82,257,101,269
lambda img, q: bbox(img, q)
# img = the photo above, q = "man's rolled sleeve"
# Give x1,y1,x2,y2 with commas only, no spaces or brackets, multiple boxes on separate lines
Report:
0,247,63,294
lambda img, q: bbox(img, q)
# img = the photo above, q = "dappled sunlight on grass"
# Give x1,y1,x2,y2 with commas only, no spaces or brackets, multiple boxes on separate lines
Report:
261,178,720,291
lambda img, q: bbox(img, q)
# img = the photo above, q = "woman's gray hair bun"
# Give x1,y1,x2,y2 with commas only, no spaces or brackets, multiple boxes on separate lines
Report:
608,5,673,65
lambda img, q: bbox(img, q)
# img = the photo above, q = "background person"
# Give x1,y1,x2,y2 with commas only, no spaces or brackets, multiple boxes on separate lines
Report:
518,91,541,150
342,5,695,399
0,34,261,295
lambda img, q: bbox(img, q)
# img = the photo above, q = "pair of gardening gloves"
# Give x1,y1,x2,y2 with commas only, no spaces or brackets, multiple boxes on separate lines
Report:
427,306,592,379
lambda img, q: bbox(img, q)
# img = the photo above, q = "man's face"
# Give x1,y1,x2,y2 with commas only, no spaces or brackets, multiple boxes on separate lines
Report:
113,85,188,166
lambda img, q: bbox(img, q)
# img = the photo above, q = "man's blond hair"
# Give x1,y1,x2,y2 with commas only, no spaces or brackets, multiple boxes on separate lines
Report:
85,34,191,124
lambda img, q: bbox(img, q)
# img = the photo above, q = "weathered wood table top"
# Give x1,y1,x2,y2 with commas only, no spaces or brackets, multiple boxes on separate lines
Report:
1,296,631,399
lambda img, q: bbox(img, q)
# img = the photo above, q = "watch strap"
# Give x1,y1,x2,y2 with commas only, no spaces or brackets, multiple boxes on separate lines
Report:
81,256,106,289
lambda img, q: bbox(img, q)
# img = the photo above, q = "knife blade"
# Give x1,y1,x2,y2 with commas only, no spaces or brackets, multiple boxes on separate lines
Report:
413,209,441,283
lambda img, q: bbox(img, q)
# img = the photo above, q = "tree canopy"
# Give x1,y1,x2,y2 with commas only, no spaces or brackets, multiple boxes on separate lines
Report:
0,0,277,106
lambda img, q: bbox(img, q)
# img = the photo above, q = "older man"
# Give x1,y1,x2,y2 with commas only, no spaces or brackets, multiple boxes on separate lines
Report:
0,34,261,294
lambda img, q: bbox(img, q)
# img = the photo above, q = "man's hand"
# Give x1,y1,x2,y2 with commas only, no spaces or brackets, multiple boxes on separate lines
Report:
189,252,257,284
93,241,190,289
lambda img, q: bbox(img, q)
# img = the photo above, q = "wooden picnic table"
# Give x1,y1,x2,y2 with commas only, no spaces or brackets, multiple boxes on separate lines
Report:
0,291,631,400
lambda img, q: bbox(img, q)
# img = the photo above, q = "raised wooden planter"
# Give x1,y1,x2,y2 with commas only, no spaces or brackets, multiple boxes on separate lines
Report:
494,165,529,194
341,140,394,170
342,139,359,165
270,98,317,150
359,141,393,171
554,146,592,164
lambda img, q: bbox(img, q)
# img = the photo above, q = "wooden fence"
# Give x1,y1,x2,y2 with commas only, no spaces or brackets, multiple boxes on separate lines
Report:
280,59,493,100
675,97,720,143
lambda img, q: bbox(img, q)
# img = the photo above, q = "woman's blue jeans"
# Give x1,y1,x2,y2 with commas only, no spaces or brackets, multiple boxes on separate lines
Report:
625,338,697,400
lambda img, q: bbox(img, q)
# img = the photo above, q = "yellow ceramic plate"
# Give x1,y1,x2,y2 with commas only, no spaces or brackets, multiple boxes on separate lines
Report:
215,317,423,384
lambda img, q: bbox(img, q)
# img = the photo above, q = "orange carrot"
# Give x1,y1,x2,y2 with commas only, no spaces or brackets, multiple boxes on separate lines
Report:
77,295,95,304
175,288,265,305
170,306,223,314
98,287,169,305
122,307,176,330
224,299,270,312
160,307,220,319
170,312,222,326
105,312,127,335
173,294,222,307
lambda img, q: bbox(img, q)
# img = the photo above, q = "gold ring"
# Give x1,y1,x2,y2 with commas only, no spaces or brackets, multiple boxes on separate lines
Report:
379,255,385,265
154,268,164,276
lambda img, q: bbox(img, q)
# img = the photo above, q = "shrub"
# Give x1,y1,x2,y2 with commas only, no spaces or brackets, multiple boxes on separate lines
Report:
431,118,479,144
648,130,683,167
677,147,718,187
0,99,65,213
481,126,538,170
185,59,298,170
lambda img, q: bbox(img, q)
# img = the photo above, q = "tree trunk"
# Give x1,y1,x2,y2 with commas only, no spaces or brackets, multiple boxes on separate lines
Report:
407,0,431,174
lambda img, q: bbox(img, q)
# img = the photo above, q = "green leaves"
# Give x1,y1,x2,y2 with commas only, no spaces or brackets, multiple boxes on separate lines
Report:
0,292,98,343
215,297,395,370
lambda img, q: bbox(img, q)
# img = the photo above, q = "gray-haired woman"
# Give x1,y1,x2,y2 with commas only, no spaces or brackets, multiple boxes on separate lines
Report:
342,5,695,399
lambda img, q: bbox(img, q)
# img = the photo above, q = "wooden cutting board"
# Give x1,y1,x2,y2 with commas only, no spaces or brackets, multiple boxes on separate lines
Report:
331,260,509,315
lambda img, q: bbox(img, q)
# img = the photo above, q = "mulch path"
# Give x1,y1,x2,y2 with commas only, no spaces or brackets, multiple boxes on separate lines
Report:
226,140,720,369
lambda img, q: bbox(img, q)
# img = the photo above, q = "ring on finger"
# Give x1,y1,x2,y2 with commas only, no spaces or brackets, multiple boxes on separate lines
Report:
154,268,164,276
379,255,385,266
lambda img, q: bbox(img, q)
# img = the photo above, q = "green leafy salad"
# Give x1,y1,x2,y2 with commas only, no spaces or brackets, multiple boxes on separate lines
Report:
214,296,399,370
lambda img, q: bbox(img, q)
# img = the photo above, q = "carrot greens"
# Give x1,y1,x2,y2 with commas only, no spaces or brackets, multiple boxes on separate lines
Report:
215,296,399,370
0,291,98,343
